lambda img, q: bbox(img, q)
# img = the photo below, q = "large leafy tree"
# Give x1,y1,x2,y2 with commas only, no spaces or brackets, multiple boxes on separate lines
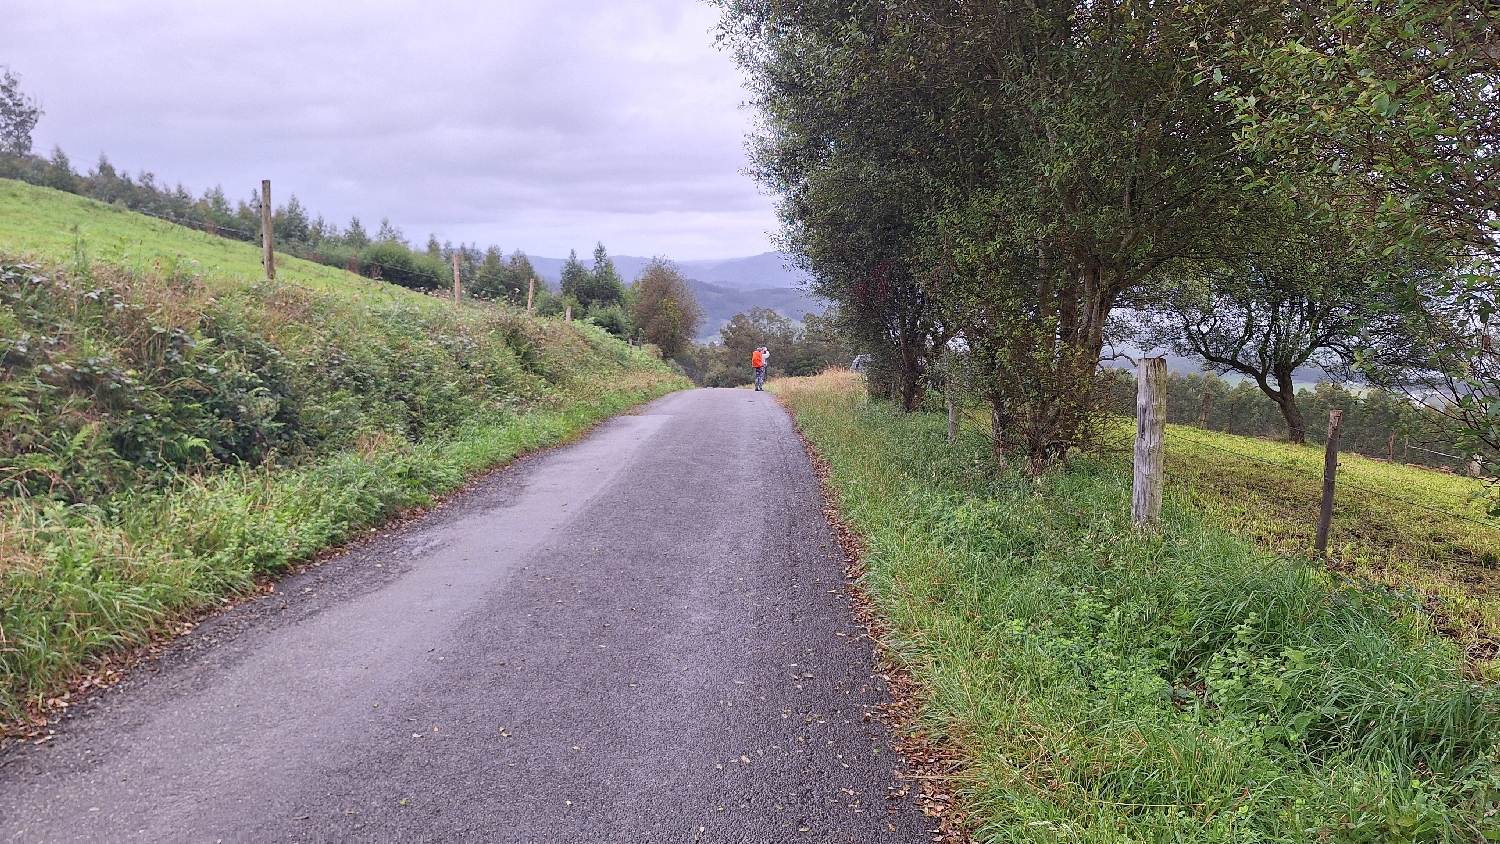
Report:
631,258,705,359
1207,1,1500,470
1138,236,1430,442
719,0,1266,470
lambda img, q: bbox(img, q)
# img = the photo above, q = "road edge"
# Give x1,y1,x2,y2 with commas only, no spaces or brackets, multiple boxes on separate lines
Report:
772,390,974,844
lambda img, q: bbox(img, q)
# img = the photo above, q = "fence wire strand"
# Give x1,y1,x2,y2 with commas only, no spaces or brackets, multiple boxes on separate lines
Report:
1163,428,1499,530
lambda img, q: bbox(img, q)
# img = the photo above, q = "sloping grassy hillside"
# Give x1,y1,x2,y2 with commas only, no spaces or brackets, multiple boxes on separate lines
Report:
0,179,688,720
0,178,388,297
1156,426,1500,676
777,371,1499,843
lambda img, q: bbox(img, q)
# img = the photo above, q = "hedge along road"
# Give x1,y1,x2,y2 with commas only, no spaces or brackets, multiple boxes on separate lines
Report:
0,388,932,843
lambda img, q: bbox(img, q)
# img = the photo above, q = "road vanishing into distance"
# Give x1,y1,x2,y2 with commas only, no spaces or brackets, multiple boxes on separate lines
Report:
0,389,931,843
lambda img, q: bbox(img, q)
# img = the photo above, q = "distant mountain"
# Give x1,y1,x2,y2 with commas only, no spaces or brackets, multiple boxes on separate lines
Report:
524,251,823,340
686,280,824,342
676,253,812,291
526,251,810,292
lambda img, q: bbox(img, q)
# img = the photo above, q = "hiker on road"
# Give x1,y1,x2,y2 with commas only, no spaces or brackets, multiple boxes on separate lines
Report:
752,346,768,391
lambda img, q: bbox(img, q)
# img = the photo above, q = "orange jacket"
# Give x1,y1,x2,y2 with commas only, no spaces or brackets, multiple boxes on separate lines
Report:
751,350,764,368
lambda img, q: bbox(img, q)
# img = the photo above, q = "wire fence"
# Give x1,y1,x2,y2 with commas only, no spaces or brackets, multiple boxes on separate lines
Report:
923,377,1499,536
130,208,450,286
1163,427,1499,531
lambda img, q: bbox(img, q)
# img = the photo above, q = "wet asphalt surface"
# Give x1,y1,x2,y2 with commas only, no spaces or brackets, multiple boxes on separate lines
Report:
0,389,932,843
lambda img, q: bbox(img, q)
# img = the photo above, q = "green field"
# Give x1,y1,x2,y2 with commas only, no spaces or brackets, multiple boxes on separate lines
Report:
776,371,1500,843
1155,426,1500,676
0,179,688,722
0,179,392,299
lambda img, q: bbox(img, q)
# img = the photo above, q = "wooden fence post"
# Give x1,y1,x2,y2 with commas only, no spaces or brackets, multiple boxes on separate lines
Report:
260,180,275,280
947,394,957,443
565,305,571,322
527,278,535,316
1314,409,1343,555
1133,357,1167,527
452,254,461,308
1387,430,1396,462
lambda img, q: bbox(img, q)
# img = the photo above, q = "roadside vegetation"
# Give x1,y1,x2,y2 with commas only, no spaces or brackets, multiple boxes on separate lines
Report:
677,306,854,387
778,371,1500,842
0,179,687,721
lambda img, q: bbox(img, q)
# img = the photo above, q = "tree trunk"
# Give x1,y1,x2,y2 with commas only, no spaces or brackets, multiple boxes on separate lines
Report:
989,391,1010,465
1278,393,1307,444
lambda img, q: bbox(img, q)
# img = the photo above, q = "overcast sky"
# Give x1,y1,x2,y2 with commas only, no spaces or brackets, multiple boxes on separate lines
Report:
0,0,778,260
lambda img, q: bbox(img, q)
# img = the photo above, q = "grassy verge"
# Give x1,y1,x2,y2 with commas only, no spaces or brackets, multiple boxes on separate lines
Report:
0,180,688,720
776,371,1500,843
1,373,670,719
1152,427,1500,676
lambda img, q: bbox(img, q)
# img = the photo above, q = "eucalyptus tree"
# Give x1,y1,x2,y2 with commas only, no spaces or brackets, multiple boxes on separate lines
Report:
0,67,40,157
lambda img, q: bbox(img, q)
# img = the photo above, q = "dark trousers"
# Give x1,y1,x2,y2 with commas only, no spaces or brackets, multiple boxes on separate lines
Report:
754,367,765,390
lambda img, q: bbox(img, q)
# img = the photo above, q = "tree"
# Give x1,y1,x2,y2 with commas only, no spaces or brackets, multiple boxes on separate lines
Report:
41,146,77,193
1206,2,1499,475
590,243,626,309
718,0,1263,471
631,258,705,359
1140,259,1362,443
719,307,798,374
375,218,405,246
0,67,41,157
559,250,591,307
345,217,370,249
273,195,311,244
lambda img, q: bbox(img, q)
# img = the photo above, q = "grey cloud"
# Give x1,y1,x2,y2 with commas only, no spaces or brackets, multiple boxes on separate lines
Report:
0,0,773,258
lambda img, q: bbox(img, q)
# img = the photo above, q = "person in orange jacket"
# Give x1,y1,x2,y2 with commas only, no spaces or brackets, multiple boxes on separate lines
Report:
751,346,768,391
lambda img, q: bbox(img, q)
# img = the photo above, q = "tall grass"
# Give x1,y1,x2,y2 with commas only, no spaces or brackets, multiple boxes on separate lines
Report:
776,371,1500,843
0,380,669,717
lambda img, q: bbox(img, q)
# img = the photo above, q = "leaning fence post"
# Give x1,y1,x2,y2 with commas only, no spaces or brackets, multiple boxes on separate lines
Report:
1132,357,1167,527
260,179,275,281
1314,409,1343,555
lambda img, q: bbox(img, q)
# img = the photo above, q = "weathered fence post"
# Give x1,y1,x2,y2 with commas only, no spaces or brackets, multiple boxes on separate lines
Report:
1314,409,1343,555
260,179,275,280
564,305,572,322
452,254,461,308
947,394,957,443
1387,430,1396,462
1132,357,1167,527
527,278,535,316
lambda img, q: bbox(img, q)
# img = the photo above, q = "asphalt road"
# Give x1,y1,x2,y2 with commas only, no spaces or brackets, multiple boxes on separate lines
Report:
0,389,932,843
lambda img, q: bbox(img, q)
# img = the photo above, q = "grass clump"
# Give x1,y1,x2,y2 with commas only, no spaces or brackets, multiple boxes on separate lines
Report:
1153,426,1500,673
775,371,1500,843
0,183,687,719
